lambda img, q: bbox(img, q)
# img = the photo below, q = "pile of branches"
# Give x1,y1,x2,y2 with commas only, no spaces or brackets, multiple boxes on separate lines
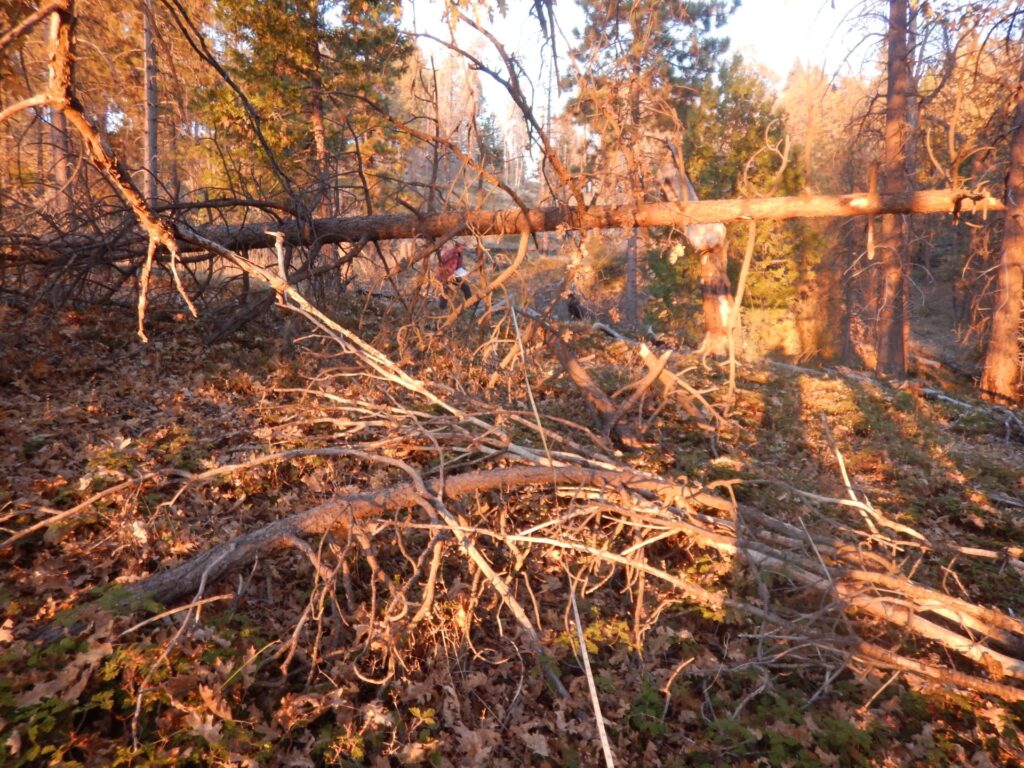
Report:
3,5,1023,731
10,280,1024,712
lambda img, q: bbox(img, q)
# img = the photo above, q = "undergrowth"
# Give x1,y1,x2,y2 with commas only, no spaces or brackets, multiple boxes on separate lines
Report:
1,302,1023,766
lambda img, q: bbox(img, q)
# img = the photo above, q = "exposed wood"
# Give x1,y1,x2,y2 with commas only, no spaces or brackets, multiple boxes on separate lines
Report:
63,188,1002,257
980,61,1024,402
876,0,915,377
121,465,704,607
698,239,731,356
658,146,733,355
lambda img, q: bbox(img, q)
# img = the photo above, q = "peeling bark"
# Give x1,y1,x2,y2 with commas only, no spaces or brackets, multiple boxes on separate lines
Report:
122,466,687,607
980,64,1024,402
876,0,914,377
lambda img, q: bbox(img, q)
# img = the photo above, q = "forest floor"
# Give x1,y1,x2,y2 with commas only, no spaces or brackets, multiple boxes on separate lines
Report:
2,291,1024,767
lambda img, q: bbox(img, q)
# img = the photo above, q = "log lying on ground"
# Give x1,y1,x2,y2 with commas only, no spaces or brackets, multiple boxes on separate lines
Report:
46,188,1004,257
120,461,1024,700
123,465,715,607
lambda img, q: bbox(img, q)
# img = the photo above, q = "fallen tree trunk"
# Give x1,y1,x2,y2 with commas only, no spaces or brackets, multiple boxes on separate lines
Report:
179,189,1004,251
116,460,1024,699
122,465,706,607
42,188,1004,258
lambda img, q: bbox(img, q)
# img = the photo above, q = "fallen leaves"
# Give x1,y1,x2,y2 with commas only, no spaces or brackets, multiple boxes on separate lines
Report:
17,631,113,708
3,308,1024,767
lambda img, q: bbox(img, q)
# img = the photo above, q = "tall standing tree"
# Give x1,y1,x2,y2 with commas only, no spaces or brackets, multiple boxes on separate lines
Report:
203,0,408,212
143,0,158,205
142,0,158,205
50,107,71,213
875,0,915,376
980,61,1024,401
567,0,735,334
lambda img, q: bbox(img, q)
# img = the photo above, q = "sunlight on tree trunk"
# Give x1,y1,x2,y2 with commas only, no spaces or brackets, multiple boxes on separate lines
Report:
51,107,70,213
980,66,1024,402
622,227,638,331
875,0,914,377
142,0,158,206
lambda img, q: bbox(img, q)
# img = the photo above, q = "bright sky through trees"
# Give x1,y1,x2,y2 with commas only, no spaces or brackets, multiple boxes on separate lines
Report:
725,0,872,82
401,1,873,101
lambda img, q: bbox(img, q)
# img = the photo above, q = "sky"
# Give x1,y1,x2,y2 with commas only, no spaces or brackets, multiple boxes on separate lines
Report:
725,0,876,83
401,0,880,124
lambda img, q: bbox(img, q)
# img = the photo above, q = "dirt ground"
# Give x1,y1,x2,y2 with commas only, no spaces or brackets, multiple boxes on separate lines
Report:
2,291,1024,766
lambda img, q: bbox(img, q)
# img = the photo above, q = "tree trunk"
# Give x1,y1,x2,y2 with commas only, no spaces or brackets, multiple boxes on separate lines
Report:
35,108,45,197
142,0,158,206
979,68,1024,402
308,0,330,217
623,227,638,330
51,108,70,214
60,187,1004,257
875,0,914,377
699,239,732,356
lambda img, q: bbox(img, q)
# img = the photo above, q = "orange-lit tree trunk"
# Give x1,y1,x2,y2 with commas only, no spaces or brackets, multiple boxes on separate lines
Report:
876,0,913,376
51,108,71,213
142,0,158,205
308,0,330,218
699,239,732,355
979,68,1024,402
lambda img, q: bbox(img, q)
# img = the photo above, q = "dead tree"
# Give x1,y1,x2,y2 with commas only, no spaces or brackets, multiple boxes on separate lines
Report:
142,0,158,206
657,147,731,356
980,61,1024,402
875,0,915,377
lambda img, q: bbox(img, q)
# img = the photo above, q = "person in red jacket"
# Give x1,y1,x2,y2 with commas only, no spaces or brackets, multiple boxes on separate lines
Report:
436,241,473,310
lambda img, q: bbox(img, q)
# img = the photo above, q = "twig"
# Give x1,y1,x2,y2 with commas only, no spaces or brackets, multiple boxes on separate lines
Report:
568,572,615,768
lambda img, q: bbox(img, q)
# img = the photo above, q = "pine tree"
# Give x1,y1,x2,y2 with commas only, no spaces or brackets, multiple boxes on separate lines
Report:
201,0,409,212
566,0,736,332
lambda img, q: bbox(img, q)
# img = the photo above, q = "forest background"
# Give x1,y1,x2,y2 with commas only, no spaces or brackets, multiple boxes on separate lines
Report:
3,0,1024,765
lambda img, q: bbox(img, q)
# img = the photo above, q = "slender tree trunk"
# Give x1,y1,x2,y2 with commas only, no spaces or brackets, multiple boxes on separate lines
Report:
0,73,7,211
51,108,70,213
169,112,179,202
308,1,330,217
623,228,638,330
979,68,1024,402
35,107,44,195
876,0,914,377
699,240,732,356
142,0,158,205
616,49,645,332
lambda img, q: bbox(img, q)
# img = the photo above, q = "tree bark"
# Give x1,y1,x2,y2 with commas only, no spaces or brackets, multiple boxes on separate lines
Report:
125,188,999,256
699,239,732,356
979,67,1024,402
308,0,330,217
51,107,70,213
142,0,158,206
122,465,675,607
875,0,914,377
622,227,638,330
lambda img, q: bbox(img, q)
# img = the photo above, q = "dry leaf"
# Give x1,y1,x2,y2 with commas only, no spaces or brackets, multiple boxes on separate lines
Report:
397,740,435,765
5,728,21,757
455,724,500,764
185,711,222,745
515,726,550,757
17,640,113,706
199,684,234,720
